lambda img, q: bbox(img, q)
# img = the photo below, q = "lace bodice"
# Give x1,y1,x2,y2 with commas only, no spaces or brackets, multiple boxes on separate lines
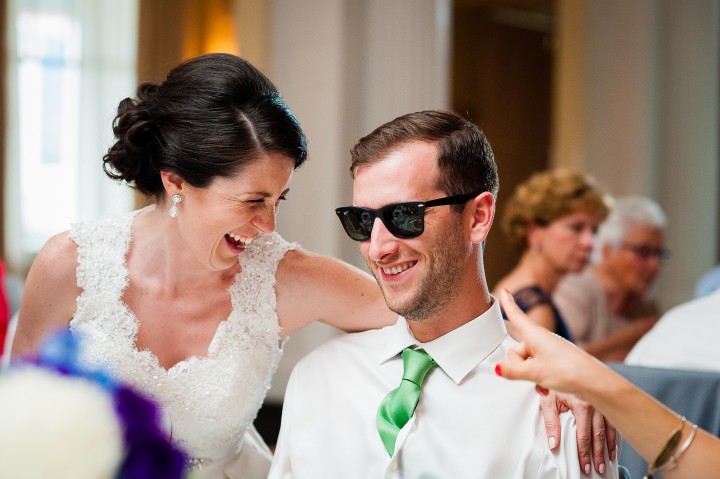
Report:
69,208,294,466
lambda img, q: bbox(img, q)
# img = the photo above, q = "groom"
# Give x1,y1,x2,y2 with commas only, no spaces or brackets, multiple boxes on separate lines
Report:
269,110,617,477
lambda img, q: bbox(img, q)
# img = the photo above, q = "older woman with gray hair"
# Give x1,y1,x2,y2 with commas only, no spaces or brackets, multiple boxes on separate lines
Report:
554,195,669,361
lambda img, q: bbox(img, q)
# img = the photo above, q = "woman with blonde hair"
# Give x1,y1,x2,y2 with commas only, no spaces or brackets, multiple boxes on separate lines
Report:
493,169,610,340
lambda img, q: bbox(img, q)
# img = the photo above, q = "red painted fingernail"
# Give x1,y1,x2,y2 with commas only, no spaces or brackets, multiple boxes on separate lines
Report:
495,364,502,376
503,288,515,302
536,385,549,395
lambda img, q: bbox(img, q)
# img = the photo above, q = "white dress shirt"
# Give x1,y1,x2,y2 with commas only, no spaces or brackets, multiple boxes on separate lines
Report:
269,299,617,478
626,288,720,372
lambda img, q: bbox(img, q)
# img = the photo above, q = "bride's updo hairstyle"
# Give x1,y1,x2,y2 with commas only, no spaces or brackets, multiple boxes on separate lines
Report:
103,53,307,197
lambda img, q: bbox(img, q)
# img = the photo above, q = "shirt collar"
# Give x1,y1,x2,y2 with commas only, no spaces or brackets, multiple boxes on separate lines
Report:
378,298,507,384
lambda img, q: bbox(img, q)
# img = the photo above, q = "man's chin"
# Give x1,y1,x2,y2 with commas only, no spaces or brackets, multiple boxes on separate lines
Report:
386,300,432,322
382,295,413,319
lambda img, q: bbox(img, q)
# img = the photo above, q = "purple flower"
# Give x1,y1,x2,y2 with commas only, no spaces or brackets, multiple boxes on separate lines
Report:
117,437,187,479
114,386,161,443
113,386,188,478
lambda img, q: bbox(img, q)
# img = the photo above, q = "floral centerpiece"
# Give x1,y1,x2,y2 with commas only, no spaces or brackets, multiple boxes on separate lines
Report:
0,330,190,478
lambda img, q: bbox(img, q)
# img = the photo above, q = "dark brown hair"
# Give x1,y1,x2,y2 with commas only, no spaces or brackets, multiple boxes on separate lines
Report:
350,110,498,210
103,53,307,197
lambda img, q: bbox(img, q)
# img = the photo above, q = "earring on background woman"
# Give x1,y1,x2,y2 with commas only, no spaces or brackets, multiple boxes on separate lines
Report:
169,194,182,218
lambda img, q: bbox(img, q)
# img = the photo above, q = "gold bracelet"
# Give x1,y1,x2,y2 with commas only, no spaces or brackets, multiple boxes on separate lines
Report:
655,422,698,473
643,416,685,479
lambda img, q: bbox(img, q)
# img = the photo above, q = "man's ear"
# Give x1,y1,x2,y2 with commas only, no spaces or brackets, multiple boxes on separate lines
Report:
468,192,495,244
160,171,185,196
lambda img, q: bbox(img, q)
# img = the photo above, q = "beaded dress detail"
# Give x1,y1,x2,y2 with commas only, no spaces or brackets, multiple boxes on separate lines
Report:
69,208,295,475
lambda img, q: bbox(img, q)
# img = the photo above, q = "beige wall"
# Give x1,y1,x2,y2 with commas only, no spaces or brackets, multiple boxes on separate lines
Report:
553,0,720,310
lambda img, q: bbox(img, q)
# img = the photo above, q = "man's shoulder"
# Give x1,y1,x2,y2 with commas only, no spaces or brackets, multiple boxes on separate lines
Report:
294,326,390,373
316,325,390,351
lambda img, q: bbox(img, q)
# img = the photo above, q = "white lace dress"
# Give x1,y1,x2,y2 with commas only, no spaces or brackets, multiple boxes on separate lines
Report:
69,208,295,478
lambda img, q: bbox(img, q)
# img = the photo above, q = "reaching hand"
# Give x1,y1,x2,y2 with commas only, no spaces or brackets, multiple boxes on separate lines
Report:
495,289,606,397
497,289,617,473
497,290,720,479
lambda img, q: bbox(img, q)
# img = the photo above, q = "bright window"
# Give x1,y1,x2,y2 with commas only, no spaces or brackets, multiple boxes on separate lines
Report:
5,0,138,268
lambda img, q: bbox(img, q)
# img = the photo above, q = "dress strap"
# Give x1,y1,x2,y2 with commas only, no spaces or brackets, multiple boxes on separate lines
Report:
230,232,296,313
68,209,140,295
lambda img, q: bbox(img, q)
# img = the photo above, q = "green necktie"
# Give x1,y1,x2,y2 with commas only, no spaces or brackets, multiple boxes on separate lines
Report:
376,347,437,457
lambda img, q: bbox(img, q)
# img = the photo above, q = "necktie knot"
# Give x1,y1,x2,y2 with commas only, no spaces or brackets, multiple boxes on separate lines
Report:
377,347,437,457
401,347,436,386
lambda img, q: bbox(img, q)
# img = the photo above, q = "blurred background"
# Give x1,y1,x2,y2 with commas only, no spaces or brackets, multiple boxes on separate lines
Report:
1,0,718,440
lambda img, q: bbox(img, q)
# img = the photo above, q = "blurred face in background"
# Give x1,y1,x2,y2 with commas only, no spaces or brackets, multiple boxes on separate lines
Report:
602,223,665,295
530,209,600,274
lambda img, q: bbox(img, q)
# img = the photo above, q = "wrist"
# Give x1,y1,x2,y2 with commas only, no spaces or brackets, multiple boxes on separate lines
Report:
572,358,621,404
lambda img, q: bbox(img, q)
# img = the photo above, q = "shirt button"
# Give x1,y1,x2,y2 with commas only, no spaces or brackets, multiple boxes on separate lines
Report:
391,461,398,471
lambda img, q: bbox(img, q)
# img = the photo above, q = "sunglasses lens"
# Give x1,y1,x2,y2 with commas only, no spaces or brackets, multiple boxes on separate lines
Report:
336,203,425,241
337,208,373,241
384,204,423,238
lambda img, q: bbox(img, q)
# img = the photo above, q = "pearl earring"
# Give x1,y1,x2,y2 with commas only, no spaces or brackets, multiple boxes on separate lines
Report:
169,194,182,218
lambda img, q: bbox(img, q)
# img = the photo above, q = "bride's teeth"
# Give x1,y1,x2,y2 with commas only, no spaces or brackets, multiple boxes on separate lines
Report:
228,233,254,245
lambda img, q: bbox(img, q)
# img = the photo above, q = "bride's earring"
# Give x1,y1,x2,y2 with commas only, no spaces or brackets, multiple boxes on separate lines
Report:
169,194,182,218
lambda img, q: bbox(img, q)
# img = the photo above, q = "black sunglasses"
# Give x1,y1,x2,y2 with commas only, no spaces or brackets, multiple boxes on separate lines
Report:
335,192,479,241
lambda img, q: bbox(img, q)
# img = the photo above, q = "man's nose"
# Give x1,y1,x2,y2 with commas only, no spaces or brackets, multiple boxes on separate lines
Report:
367,218,400,262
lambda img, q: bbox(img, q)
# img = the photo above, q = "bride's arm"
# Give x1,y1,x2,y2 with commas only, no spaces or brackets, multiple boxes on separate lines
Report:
275,248,395,337
12,232,81,357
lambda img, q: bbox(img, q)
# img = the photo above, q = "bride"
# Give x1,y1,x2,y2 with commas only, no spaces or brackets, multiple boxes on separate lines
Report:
13,53,392,477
